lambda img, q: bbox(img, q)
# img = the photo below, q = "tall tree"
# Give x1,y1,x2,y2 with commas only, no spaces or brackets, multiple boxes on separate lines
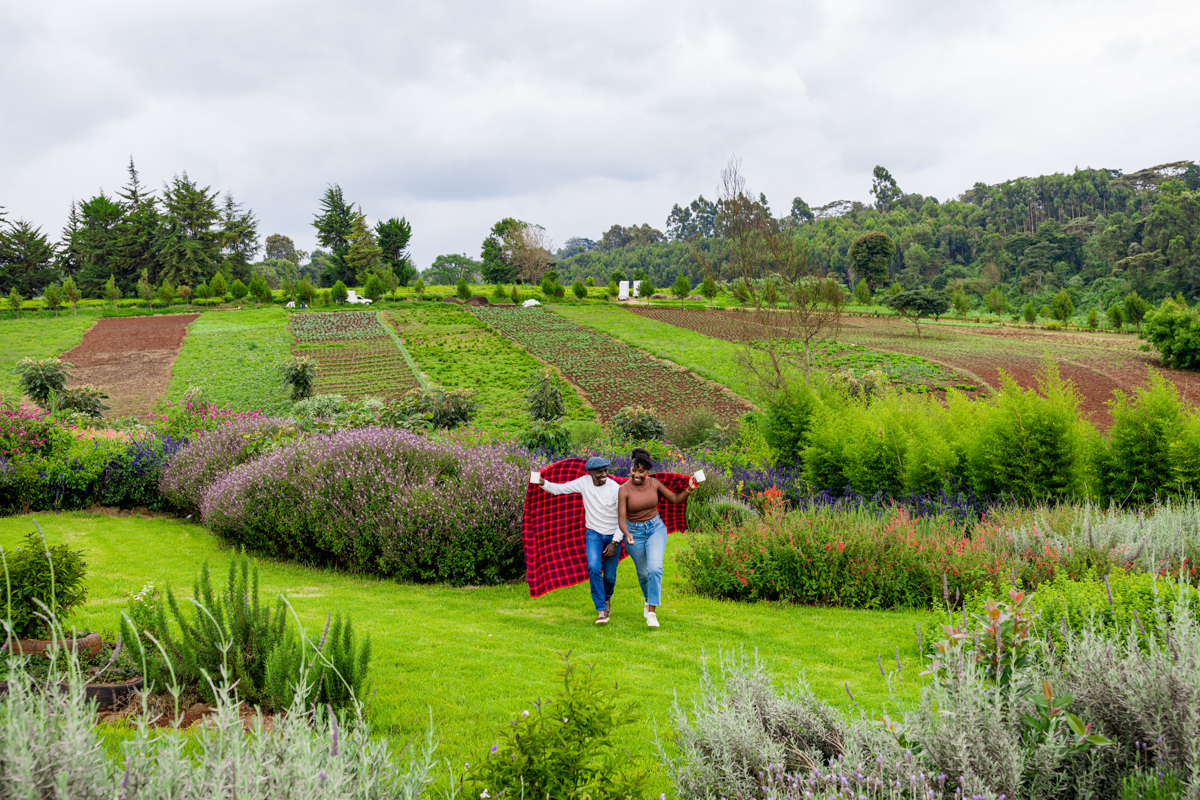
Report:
848,231,896,289
219,193,260,283
481,218,524,283
56,201,84,279
312,184,355,287
114,159,162,286
375,217,416,286
264,233,299,264
871,166,903,211
345,210,383,284
155,173,222,288
72,192,126,296
424,253,482,285
0,220,58,296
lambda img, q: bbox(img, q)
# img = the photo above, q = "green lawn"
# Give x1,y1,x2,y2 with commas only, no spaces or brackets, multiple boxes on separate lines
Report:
387,303,593,436
0,311,98,399
164,308,294,414
2,511,936,795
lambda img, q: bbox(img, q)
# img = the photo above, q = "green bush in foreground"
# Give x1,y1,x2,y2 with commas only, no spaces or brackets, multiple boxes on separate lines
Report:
0,528,88,639
463,653,650,800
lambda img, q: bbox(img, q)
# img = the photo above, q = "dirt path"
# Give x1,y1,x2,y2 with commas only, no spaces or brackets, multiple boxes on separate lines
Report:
61,314,199,420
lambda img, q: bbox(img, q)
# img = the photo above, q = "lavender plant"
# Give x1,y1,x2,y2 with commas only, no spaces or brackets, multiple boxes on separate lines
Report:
201,428,531,585
158,417,292,515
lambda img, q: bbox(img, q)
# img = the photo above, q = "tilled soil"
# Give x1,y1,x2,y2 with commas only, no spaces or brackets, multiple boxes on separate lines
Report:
60,314,199,420
627,307,1200,432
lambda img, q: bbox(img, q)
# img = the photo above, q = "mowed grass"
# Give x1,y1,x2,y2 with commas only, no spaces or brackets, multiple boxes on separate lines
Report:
0,311,98,398
164,308,294,414
387,303,594,436
2,511,936,795
549,303,776,407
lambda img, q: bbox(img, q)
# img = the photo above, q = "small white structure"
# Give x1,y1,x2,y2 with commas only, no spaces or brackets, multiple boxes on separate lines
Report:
619,280,644,300
522,298,541,307
345,291,372,305
285,300,295,308
632,280,642,298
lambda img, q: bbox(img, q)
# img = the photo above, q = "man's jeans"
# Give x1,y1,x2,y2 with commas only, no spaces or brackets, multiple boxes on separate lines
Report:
585,528,621,611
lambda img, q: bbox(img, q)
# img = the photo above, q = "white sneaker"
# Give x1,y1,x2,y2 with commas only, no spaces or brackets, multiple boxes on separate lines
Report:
643,602,650,618
646,611,659,628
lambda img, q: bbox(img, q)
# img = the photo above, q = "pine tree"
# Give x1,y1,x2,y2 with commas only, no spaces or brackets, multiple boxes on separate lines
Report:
73,193,125,296
113,158,162,286
345,210,383,285
155,173,222,289
209,271,228,300
62,277,81,315
219,193,260,283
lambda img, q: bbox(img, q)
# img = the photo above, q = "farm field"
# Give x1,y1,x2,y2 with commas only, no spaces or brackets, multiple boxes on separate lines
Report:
165,307,294,414
385,303,593,436
0,511,934,796
625,306,1200,429
0,312,96,399
290,311,421,400
470,305,752,425
59,313,199,419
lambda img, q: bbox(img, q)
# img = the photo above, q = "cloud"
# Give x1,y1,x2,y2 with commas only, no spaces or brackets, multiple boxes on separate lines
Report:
2,0,1198,269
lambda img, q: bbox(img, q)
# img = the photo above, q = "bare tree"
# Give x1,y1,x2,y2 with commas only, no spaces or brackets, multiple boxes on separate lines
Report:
693,158,845,396
505,223,555,284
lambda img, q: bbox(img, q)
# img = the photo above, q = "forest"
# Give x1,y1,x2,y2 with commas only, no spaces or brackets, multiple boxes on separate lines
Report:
554,161,1200,315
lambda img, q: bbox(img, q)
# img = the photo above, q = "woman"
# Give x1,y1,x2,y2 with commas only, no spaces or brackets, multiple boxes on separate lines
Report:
618,448,695,628
538,456,624,624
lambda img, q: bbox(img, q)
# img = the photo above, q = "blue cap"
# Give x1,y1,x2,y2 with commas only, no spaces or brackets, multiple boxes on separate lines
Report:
584,456,611,471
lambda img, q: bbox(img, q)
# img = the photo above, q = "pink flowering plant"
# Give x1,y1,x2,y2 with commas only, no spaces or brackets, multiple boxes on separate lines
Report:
153,390,265,441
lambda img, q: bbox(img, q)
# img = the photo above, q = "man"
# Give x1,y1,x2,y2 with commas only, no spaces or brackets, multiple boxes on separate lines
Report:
538,456,623,624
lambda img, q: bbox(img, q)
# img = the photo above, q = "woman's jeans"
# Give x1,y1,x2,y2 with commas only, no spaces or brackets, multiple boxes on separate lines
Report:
625,516,667,607
585,529,621,611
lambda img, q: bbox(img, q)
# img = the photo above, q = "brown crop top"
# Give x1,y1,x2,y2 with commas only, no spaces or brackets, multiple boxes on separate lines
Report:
622,479,662,523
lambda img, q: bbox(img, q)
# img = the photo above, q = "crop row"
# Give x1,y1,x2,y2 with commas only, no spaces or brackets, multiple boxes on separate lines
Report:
290,311,389,342
469,307,748,423
298,336,421,400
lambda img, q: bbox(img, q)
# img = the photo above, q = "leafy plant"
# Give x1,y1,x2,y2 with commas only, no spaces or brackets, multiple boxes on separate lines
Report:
264,611,371,712
56,384,109,418
463,652,650,800
0,528,88,640
525,368,565,421
281,355,318,402
522,417,572,454
15,357,73,410
611,404,665,441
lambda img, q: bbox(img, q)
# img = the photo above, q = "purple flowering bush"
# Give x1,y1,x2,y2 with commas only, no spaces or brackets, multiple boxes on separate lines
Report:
159,417,293,515
202,427,532,585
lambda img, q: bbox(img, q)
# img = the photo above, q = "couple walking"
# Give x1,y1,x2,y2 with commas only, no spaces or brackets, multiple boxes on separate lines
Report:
537,448,696,626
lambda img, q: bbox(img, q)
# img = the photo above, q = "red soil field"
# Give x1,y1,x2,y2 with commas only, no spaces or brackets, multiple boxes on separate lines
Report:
60,314,200,420
626,307,1200,431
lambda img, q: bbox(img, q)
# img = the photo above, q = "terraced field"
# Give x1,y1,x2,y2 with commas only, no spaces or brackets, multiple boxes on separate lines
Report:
470,306,750,424
290,311,421,399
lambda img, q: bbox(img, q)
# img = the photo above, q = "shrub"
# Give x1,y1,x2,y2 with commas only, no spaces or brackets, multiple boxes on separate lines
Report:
1095,370,1184,504
281,355,317,402
0,637,433,798
525,368,565,421
1142,297,1200,369
664,407,717,449
56,385,109,418
491,283,507,301
291,393,347,418
611,404,665,441
416,385,478,428
264,611,371,712
572,278,587,299
678,506,1010,608
763,380,823,464
0,409,72,460
330,280,348,304
230,278,249,303
159,417,292,515
522,417,572,455
455,276,470,300
463,653,650,800
152,392,265,440
14,357,72,410
201,428,531,585
966,363,1089,502
0,528,88,639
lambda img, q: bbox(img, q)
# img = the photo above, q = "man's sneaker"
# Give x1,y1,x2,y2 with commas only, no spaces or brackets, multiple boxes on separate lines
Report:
596,609,610,625
646,611,660,628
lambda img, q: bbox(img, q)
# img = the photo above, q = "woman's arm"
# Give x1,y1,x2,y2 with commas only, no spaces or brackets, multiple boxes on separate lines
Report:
653,476,695,504
617,485,632,544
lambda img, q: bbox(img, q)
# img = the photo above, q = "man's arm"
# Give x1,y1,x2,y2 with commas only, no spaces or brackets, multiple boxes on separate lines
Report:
539,476,583,495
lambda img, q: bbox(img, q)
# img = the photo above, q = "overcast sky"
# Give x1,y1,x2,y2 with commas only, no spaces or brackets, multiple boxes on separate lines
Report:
3,0,1198,270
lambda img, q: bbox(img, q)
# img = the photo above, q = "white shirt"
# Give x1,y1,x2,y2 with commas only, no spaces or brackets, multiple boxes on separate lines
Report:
540,476,622,541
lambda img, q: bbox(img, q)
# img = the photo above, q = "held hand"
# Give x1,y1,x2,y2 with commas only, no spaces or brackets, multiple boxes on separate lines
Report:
539,478,545,486
688,477,698,490
626,534,634,546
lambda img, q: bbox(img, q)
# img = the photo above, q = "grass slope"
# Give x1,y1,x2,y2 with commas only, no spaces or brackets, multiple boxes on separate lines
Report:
548,303,774,406
387,304,593,436
2,511,935,795
0,312,98,399
164,308,293,414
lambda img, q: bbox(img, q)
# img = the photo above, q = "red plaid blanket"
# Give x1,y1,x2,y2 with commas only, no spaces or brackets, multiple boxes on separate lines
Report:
523,458,690,598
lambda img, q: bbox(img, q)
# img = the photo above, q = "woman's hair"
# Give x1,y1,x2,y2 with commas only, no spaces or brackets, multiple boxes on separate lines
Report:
631,447,654,470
